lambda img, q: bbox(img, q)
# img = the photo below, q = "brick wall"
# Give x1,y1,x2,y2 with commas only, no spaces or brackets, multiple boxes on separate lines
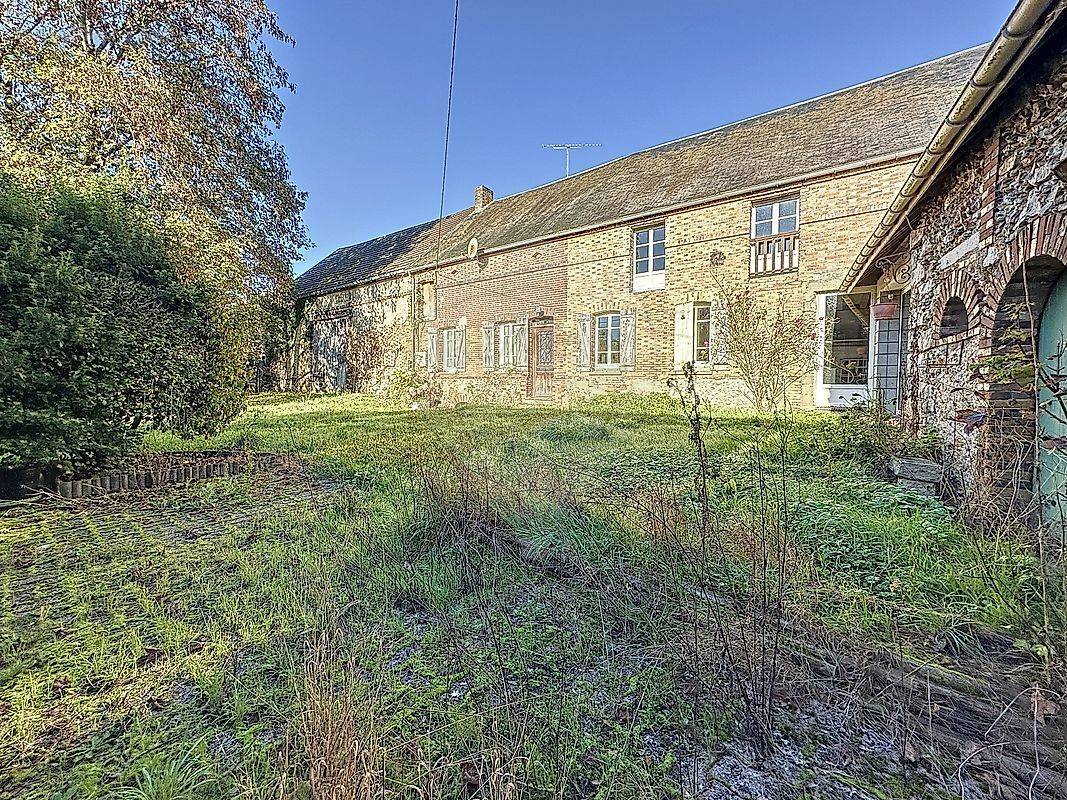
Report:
296,158,916,409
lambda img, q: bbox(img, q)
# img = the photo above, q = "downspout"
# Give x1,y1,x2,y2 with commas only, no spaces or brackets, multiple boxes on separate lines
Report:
846,0,1060,290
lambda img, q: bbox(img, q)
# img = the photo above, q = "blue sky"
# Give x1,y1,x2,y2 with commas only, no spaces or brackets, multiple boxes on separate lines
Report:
271,0,1014,276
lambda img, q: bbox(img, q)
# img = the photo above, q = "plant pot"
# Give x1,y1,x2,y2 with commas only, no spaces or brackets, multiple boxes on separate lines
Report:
871,301,900,321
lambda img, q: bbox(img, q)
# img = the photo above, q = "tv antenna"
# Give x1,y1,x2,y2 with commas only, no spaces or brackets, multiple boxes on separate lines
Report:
542,143,601,177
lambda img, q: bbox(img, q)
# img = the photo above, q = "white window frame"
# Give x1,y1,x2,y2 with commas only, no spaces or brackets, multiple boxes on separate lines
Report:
442,328,460,372
595,313,621,368
751,198,799,239
495,321,518,369
814,291,872,408
633,223,666,293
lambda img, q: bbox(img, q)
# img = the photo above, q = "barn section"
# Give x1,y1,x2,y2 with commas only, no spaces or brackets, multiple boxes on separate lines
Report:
845,0,1067,515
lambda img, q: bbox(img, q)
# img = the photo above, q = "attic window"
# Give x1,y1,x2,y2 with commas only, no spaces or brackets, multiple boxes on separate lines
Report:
939,296,969,338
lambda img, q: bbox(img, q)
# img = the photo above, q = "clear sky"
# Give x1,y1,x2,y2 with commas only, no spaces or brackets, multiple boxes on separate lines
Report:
271,0,1015,277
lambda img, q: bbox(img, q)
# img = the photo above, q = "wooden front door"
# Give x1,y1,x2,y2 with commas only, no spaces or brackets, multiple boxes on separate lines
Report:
529,322,554,399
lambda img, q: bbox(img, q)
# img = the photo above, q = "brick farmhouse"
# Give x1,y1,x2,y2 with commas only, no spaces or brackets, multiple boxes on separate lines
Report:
292,0,1067,509
292,47,981,409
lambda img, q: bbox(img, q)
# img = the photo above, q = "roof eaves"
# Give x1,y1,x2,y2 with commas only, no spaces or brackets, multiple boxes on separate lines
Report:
844,0,1065,291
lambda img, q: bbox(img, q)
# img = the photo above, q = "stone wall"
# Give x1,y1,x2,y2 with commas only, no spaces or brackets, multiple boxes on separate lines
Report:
294,273,417,394
889,28,1067,494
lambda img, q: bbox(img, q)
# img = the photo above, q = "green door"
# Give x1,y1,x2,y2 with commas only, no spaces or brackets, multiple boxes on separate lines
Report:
1038,272,1067,528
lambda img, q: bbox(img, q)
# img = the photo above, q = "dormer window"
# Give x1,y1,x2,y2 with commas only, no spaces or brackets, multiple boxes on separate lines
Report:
633,223,666,292
750,198,799,276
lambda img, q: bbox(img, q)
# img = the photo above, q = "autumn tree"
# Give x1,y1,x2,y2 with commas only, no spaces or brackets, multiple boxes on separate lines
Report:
0,0,307,299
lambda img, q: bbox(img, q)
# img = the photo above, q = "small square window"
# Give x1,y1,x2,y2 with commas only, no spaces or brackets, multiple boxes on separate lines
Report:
751,198,800,239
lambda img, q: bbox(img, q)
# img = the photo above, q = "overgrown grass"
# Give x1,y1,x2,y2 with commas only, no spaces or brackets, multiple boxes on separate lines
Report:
1,393,1045,798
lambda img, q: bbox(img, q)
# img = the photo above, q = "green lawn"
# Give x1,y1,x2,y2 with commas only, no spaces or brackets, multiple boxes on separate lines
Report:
0,393,1044,799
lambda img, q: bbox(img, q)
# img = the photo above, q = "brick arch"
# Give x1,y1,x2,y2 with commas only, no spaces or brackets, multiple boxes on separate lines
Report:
930,269,987,340
979,211,1067,503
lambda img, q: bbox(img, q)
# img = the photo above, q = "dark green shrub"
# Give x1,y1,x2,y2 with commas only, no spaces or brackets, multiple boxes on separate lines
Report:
0,176,244,476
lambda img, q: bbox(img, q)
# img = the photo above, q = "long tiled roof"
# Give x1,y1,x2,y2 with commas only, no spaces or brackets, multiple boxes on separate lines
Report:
296,45,985,299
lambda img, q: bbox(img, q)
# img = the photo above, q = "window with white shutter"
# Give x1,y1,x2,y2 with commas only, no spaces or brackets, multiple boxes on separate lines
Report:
482,322,494,370
493,322,524,368
442,328,463,372
595,313,621,368
426,328,438,372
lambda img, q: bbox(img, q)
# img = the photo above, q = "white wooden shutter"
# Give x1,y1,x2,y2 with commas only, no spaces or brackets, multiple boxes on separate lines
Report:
674,302,694,369
457,324,466,371
576,313,592,371
620,309,637,370
711,302,729,364
426,327,438,372
482,321,494,370
516,314,529,368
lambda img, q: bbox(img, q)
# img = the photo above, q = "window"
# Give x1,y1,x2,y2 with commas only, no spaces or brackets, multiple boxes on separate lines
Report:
750,198,799,276
822,292,870,385
595,313,621,367
752,199,798,238
496,322,519,367
442,328,461,372
694,304,713,363
634,224,666,275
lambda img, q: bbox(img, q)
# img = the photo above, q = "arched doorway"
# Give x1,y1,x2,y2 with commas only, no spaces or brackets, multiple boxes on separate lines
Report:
1038,270,1067,528
983,256,1065,507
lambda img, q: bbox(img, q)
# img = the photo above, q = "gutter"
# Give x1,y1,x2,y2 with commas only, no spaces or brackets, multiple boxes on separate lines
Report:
844,0,1063,291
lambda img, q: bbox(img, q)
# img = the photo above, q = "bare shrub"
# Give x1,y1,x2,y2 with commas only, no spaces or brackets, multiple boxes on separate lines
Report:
715,282,820,412
668,362,799,752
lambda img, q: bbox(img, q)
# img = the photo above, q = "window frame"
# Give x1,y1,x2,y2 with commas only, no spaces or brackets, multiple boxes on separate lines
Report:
442,327,460,372
693,303,713,364
751,198,799,240
594,312,622,368
632,223,666,293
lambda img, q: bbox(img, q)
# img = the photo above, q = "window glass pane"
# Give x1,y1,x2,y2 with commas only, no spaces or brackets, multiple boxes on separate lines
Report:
824,292,871,385
635,259,648,275
652,226,665,242
755,204,772,222
778,216,797,234
598,316,608,330
778,199,797,217
652,256,665,272
652,242,665,257
755,221,772,237
696,305,711,321
636,245,649,259
636,230,649,245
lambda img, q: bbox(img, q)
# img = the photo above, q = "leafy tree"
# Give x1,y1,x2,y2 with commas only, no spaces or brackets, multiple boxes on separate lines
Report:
0,0,306,307
0,175,242,477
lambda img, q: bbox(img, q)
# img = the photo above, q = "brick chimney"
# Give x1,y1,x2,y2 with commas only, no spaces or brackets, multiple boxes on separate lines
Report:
474,185,494,213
